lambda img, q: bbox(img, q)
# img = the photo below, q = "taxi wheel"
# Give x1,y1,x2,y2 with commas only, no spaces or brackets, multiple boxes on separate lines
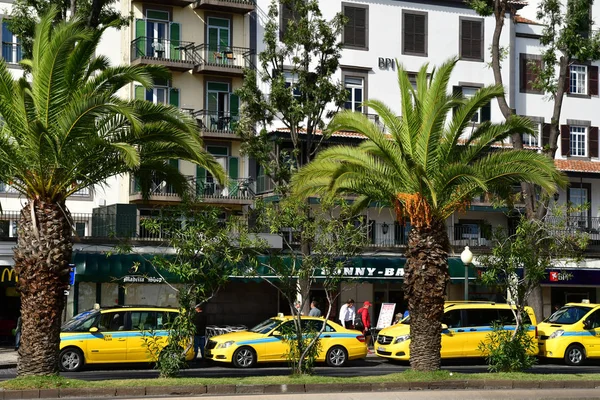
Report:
59,347,84,372
564,344,586,366
326,345,348,367
232,346,256,368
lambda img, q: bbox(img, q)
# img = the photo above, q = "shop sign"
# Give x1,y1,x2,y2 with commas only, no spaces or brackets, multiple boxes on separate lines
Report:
1,267,17,283
122,275,164,284
378,57,396,71
549,271,574,282
319,267,405,278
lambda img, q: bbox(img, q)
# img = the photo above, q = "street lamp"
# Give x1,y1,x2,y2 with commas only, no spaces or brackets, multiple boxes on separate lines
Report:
461,246,473,301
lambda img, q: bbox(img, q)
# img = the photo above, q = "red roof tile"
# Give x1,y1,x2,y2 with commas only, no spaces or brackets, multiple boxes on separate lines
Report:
555,159,600,173
514,14,540,25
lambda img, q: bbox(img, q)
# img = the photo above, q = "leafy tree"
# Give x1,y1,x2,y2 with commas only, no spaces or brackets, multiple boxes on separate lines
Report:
250,197,365,375
236,0,348,316
477,212,587,371
468,0,600,319
8,0,130,60
236,0,347,192
0,10,224,376
138,205,260,378
292,58,565,371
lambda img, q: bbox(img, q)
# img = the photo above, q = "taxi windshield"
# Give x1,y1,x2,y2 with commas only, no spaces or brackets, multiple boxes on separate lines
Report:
62,310,99,332
545,306,592,324
250,318,281,334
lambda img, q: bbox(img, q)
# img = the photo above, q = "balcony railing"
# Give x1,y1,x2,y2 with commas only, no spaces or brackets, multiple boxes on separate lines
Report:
194,0,255,13
193,110,240,133
129,177,255,201
195,45,252,72
130,37,199,66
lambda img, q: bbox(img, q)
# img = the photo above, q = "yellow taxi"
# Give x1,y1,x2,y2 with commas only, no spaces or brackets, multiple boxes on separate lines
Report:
59,306,194,372
205,315,368,368
538,302,600,366
375,301,538,361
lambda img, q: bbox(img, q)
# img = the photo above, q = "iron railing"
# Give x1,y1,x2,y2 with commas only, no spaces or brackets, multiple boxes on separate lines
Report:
193,110,240,132
129,176,255,200
130,37,199,64
195,44,252,69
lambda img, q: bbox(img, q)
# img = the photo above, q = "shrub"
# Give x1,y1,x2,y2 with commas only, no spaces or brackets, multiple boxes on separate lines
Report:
478,322,537,372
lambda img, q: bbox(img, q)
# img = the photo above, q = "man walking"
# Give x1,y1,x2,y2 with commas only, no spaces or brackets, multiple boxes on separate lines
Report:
338,299,356,329
193,303,207,360
309,300,322,317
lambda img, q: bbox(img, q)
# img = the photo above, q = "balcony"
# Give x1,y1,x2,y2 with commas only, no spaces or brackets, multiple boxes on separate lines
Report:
130,37,197,71
194,0,255,14
132,0,194,7
129,176,255,205
191,110,240,139
365,113,386,132
194,45,252,77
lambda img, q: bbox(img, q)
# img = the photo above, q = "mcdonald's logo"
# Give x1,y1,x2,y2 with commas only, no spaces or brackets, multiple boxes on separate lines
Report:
1,267,18,283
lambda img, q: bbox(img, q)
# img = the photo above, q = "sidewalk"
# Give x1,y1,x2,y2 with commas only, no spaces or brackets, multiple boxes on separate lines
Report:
0,347,17,369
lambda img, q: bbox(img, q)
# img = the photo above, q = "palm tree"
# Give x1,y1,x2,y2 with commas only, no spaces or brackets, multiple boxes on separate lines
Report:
292,58,565,371
0,10,224,376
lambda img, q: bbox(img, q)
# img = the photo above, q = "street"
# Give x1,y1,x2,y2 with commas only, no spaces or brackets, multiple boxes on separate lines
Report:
2,357,600,381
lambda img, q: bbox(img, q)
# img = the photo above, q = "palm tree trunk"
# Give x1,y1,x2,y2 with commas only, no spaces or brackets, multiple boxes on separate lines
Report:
404,220,450,371
13,200,72,376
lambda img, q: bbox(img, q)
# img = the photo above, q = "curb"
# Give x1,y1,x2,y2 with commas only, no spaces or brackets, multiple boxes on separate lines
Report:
2,381,600,399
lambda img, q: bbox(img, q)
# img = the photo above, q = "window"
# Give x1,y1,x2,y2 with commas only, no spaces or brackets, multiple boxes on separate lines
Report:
465,309,498,327
344,76,364,112
460,86,490,123
2,20,21,64
75,222,86,237
134,79,179,107
570,126,587,156
520,54,542,94
283,71,301,99
568,185,590,227
523,122,540,147
280,1,299,40
343,4,368,49
570,65,588,95
98,312,126,332
131,311,158,330
460,18,483,61
402,11,427,56
441,310,462,328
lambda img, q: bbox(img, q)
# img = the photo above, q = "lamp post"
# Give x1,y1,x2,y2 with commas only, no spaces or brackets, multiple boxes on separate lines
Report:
461,246,473,301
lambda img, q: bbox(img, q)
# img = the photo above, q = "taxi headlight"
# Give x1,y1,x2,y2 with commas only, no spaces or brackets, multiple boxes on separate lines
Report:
393,335,410,344
548,330,564,339
217,340,236,349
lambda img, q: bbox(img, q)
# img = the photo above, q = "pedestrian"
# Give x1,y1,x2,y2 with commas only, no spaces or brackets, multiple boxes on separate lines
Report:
309,300,322,317
339,298,356,329
356,301,372,335
193,303,207,360
393,312,403,325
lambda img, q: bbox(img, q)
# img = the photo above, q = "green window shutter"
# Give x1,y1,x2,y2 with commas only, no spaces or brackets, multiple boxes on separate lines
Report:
228,157,239,196
196,165,206,196
230,94,239,117
135,19,146,57
134,85,145,100
228,157,239,180
170,22,180,60
169,88,179,108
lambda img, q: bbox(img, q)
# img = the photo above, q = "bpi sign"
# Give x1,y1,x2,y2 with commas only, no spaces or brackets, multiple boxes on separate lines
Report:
378,57,396,71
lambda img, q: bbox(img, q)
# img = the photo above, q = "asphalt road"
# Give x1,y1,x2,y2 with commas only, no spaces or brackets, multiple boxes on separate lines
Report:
2,357,600,381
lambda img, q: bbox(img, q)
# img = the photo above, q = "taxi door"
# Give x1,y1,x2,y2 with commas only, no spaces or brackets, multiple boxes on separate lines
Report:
86,311,127,363
440,310,466,358
581,309,600,358
461,308,497,357
263,321,294,361
127,311,165,362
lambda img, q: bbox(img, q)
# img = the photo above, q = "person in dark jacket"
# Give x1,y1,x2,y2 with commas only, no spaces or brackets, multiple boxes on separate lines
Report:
193,304,207,359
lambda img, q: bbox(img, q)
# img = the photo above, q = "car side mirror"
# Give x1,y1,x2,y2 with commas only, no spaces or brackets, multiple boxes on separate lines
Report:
271,330,281,336
441,324,449,331
89,327,99,333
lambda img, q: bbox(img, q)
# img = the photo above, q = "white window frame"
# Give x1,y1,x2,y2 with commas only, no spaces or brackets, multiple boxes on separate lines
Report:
283,71,301,99
2,20,21,64
570,65,587,95
150,84,169,105
344,76,364,112
570,126,587,157
523,122,540,147
461,87,481,123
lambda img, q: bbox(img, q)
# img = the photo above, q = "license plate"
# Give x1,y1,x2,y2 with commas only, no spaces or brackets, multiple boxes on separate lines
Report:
378,346,386,352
